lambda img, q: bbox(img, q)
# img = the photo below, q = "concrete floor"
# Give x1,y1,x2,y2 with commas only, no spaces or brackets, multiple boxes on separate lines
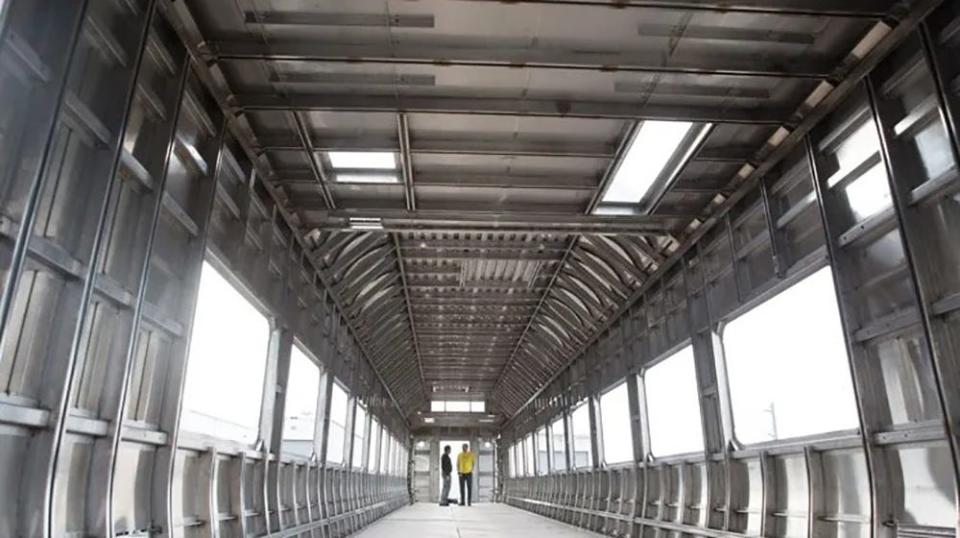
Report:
353,503,602,537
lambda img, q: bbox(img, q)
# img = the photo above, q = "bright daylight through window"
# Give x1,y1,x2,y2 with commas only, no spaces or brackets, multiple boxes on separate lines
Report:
722,267,858,444
600,381,633,464
536,428,549,474
281,344,321,457
368,419,381,471
551,417,567,472
326,381,349,464
328,151,399,183
644,346,703,456
328,151,395,169
525,434,535,476
596,120,699,213
829,118,891,221
571,401,593,468
180,262,270,444
430,400,485,413
353,404,367,469
380,429,390,473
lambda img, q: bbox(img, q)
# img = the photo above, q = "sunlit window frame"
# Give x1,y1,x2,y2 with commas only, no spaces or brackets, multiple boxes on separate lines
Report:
599,379,635,466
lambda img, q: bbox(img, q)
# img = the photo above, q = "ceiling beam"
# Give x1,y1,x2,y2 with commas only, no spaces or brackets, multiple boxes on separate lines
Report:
400,239,569,251
397,113,416,211
291,113,335,208
416,0,892,18
277,171,601,191
214,41,836,79
236,93,790,125
243,11,436,27
305,209,691,236
390,233,427,397
258,135,617,159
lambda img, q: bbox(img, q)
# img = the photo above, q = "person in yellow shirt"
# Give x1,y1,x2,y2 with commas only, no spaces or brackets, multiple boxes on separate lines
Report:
456,443,475,506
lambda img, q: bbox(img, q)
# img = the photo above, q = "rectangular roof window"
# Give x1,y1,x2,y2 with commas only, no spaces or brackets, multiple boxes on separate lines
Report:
336,173,399,184
328,151,396,169
598,120,699,209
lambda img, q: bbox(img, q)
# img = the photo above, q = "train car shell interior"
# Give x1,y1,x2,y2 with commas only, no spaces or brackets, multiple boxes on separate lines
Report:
0,0,958,537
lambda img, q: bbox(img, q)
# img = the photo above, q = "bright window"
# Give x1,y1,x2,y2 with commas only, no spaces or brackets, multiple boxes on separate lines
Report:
328,151,395,169
644,346,703,456
829,119,890,221
722,267,858,444
571,401,593,469
352,403,367,469
446,401,470,412
430,399,485,413
281,344,321,457
368,419,381,471
525,434,535,476
447,401,470,413
551,417,567,472
326,381,349,464
515,444,522,477
180,262,270,444
509,444,517,478
536,428,549,474
336,173,398,184
600,381,633,464
599,120,696,206
328,151,399,183
384,436,393,474
379,429,390,473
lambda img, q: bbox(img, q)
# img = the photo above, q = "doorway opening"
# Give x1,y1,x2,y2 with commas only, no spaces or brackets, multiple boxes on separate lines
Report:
439,440,469,504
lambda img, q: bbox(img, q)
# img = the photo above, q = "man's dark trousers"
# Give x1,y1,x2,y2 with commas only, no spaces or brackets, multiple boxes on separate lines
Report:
458,473,473,506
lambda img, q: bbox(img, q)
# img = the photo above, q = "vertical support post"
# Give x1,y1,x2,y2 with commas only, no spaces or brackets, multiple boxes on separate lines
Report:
262,326,294,531
866,61,960,502
104,42,193,536
588,396,600,470
805,129,896,538
625,376,644,465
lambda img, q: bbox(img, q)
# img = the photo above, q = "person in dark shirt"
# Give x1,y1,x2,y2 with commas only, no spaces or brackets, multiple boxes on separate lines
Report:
439,445,452,506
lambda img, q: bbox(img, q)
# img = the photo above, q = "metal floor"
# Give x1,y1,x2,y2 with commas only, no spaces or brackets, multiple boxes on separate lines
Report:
352,503,602,537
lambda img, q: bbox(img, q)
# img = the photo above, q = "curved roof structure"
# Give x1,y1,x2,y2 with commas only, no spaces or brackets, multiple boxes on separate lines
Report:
177,0,917,418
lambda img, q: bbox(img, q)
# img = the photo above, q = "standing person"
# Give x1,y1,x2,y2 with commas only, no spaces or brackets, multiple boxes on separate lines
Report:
439,445,452,506
457,443,475,506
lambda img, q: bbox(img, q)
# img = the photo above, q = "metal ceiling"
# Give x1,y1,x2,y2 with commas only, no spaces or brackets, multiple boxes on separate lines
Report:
178,0,923,417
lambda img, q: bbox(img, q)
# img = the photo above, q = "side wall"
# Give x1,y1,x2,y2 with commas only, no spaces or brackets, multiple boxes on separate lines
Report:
501,6,960,538
0,2,410,537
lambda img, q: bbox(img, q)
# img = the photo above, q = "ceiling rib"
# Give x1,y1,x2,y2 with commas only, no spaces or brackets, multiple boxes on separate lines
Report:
236,94,790,124
213,41,835,79
259,136,617,159
391,233,427,396
490,121,640,409
397,113,416,211
291,112,334,209
306,209,688,236
279,171,602,191
426,0,892,18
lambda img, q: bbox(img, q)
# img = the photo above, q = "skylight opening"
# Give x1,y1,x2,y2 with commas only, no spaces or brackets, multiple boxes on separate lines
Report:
598,120,698,209
348,217,384,231
336,173,399,184
328,151,396,170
